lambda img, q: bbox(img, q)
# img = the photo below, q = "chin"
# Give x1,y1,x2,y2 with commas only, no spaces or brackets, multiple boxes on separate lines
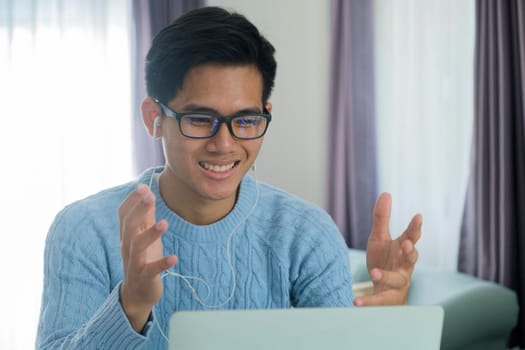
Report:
205,183,241,201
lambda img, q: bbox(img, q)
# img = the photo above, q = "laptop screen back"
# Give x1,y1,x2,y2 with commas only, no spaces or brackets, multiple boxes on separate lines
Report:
169,305,443,350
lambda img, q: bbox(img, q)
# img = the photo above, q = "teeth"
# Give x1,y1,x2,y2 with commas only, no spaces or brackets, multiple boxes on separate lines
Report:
200,161,236,173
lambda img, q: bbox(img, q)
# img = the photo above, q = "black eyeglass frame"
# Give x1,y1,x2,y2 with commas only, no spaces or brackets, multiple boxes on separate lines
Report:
153,97,272,140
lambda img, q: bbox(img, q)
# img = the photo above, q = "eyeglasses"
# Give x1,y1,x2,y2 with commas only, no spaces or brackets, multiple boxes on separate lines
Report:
153,98,272,140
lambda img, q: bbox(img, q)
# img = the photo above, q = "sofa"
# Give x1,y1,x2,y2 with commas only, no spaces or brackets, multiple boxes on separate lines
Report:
348,249,519,350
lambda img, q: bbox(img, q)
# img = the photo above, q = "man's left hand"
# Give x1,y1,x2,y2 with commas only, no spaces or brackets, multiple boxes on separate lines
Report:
354,192,422,306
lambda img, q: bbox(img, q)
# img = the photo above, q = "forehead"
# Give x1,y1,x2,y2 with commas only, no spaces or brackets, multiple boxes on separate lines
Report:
170,64,264,112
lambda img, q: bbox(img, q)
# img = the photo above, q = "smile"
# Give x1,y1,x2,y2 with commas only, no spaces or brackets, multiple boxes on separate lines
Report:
199,161,240,173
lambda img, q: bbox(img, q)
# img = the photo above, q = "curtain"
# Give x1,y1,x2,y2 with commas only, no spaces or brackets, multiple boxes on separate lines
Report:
0,1,133,349
373,0,475,270
459,0,525,347
131,0,203,174
327,0,377,249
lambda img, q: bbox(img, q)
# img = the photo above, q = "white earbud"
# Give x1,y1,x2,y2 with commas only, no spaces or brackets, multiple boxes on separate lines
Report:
153,117,161,139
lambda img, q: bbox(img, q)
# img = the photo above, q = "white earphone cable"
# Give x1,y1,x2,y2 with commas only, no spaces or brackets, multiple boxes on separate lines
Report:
153,164,259,342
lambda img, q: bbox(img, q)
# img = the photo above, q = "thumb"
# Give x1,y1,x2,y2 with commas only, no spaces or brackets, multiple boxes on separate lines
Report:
369,192,392,241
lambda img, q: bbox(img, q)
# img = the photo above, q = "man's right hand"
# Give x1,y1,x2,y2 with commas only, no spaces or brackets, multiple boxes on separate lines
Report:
118,184,178,332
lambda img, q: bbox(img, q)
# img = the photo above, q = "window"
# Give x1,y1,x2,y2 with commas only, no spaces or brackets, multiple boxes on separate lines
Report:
374,0,475,270
0,1,133,348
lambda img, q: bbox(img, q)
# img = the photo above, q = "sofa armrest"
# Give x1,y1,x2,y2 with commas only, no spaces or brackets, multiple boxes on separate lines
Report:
348,248,519,350
348,248,369,283
410,268,518,350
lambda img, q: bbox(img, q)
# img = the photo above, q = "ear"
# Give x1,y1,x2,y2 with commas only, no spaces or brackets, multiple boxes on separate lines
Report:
265,102,273,113
141,97,162,138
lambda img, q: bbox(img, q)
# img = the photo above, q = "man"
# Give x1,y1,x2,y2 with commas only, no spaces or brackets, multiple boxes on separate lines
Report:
37,6,421,349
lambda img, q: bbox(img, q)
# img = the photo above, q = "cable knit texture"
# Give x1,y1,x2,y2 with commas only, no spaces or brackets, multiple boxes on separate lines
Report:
37,167,354,349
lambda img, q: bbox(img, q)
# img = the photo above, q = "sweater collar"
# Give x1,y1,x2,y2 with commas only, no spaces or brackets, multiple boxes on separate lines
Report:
138,167,258,243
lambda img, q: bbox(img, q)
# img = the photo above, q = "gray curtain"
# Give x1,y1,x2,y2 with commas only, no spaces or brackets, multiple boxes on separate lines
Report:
327,0,377,249
131,0,204,174
459,0,525,347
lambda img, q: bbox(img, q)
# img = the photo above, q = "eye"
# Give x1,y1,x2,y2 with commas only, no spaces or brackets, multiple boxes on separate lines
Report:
184,115,215,126
233,116,261,128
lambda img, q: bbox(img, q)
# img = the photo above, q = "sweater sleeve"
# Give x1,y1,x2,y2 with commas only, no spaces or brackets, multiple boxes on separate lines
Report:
36,207,152,349
289,209,355,308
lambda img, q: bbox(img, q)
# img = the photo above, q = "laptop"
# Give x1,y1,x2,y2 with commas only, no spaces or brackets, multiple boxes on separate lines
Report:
169,305,444,350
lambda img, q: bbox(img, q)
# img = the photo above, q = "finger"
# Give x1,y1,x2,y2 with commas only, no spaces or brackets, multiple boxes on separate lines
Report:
142,254,179,279
401,240,419,266
399,213,423,244
120,187,156,264
121,188,157,239
353,290,407,307
354,294,387,307
369,268,409,290
119,184,152,241
369,192,392,241
119,185,151,224
128,220,168,265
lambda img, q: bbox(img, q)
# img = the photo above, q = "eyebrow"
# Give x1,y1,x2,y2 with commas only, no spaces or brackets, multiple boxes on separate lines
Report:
180,103,263,115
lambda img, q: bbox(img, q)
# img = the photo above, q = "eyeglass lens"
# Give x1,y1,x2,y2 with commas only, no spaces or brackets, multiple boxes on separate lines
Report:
180,114,267,139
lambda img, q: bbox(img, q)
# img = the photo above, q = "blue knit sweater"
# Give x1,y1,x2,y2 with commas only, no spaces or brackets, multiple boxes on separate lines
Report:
37,168,354,349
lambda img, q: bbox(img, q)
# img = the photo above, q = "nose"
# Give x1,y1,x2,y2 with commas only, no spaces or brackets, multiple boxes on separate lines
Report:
207,121,234,152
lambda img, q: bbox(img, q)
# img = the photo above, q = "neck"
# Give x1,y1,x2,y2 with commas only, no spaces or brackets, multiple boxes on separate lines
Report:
158,170,237,225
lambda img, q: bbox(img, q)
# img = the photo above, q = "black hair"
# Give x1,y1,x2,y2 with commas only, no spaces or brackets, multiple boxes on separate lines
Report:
145,6,277,105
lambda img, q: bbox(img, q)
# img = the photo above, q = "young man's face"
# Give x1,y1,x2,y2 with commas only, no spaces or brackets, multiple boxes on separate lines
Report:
156,64,269,208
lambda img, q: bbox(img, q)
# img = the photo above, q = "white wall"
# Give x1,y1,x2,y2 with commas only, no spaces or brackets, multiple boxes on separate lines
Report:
206,0,330,208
